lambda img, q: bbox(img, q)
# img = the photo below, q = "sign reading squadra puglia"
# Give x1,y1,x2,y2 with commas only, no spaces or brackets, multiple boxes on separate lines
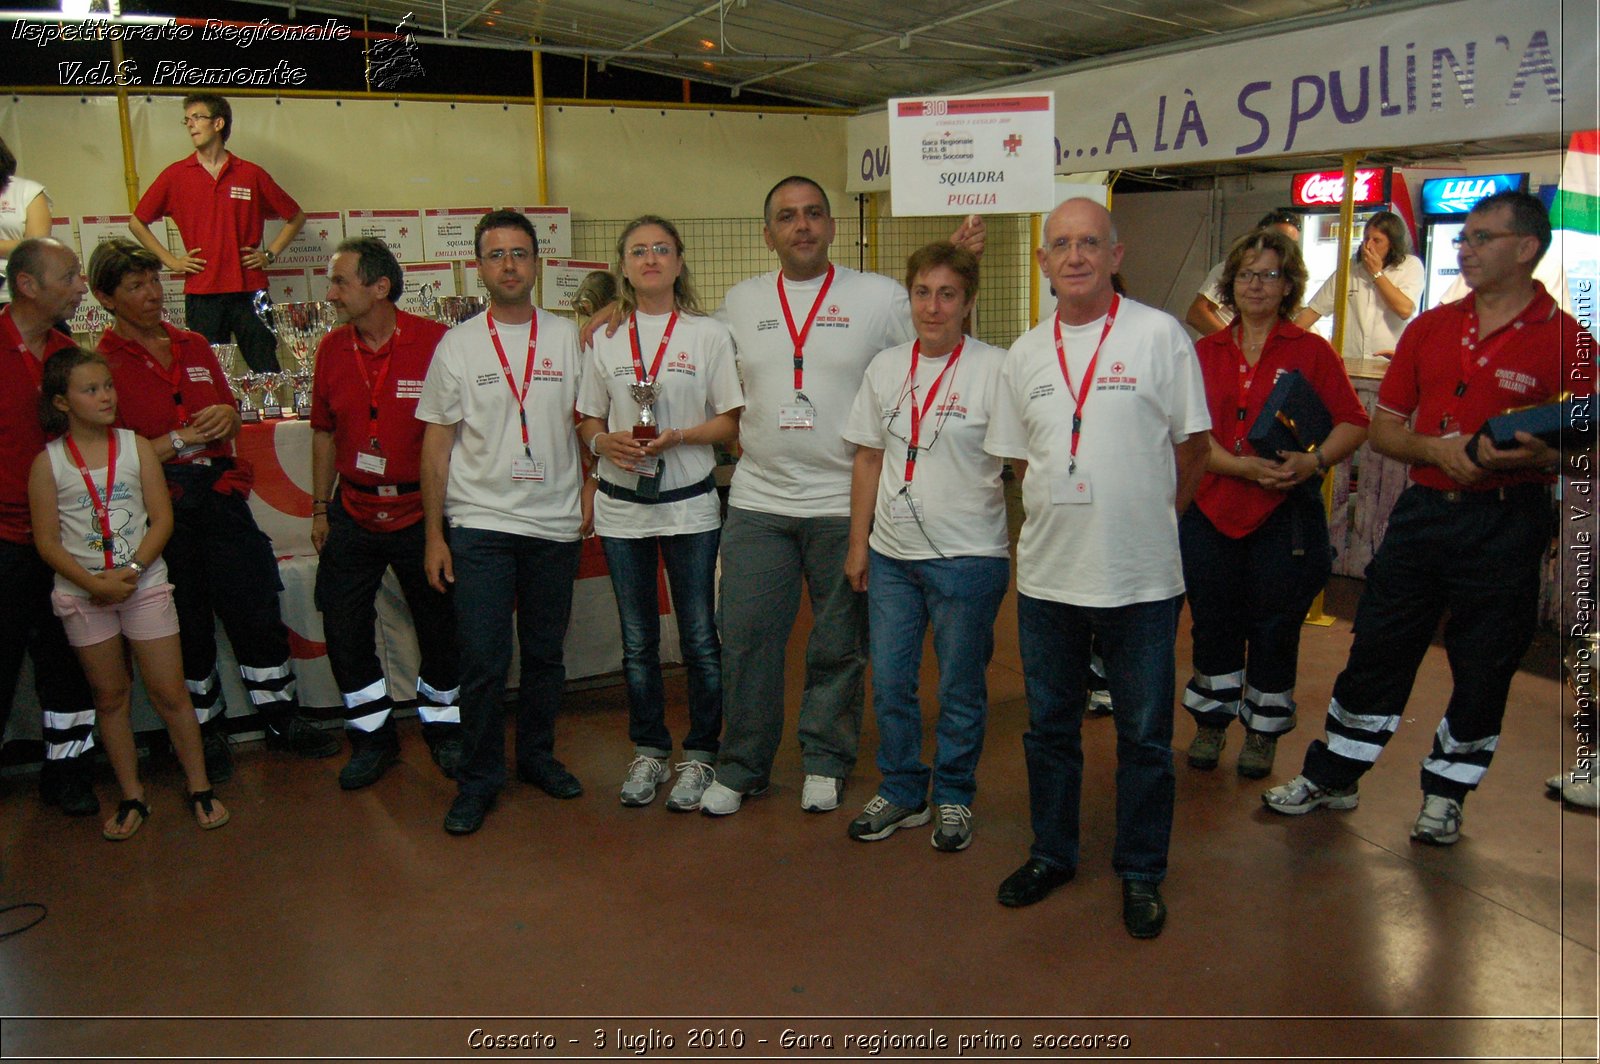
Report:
887,93,1056,217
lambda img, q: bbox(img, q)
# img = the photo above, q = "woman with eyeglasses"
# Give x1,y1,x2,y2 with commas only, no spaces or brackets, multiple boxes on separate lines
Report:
1179,227,1369,780
576,215,743,812
1296,210,1423,359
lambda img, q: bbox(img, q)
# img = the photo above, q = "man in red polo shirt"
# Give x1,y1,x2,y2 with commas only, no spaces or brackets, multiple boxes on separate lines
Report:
310,237,461,789
1265,190,1596,845
0,238,97,815
129,93,304,375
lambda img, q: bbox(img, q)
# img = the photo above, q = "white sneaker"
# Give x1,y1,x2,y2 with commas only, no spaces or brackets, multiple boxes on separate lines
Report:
619,754,671,807
1411,794,1463,846
665,760,715,812
800,774,843,812
699,780,744,816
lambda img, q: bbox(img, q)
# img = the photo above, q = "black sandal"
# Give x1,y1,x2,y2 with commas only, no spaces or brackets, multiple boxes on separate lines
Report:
102,798,150,841
187,789,231,831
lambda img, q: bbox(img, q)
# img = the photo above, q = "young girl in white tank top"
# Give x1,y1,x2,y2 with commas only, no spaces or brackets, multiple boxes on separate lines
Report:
28,348,228,839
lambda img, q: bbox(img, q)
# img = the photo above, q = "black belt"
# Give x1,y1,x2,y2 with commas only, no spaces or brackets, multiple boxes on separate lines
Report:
342,479,421,497
1416,483,1549,505
597,473,716,506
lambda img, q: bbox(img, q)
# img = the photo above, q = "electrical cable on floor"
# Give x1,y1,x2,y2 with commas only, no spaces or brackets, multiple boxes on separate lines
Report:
0,902,47,940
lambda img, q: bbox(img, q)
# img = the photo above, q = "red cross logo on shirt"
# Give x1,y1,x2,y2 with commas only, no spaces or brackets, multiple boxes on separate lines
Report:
542,358,553,369
677,351,689,361
828,304,840,316
1111,361,1125,375
1003,134,1023,155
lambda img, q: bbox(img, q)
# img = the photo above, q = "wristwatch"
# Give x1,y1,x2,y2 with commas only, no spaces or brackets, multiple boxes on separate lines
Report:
127,560,146,576
263,249,277,265
169,430,187,454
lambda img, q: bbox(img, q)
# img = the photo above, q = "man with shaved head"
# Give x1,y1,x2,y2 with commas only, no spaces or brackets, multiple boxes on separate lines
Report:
985,198,1211,938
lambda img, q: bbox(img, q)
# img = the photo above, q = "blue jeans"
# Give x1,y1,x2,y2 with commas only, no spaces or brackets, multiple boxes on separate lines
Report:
1016,592,1181,883
600,529,722,758
867,550,1009,808
449,526,580,799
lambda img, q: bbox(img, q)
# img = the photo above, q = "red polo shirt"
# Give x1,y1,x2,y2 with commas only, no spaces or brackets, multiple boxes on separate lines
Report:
310,309,446,532
0,308,78,543
1378,283,1595,492
99,323,254,497
1193,320,1370,538
134,153,301,296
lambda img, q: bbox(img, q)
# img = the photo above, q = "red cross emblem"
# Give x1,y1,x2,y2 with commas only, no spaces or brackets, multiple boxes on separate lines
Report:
828,304,840,315
542,358,553,369
1111,362,1125,375
318,229,329,239
1003,134,1023,156
398,227,410,237
677,351,689,361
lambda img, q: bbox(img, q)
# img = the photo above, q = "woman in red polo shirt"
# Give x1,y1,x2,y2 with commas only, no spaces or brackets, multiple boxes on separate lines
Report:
1180,228,1370,780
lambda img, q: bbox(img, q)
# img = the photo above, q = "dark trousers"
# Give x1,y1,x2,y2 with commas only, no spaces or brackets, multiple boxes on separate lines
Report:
1179,490,1331,735
1303,484,1553,802
186,291,279,373
313,500,459,733
0,539,93,761
449,526,581,799
164,465,299,726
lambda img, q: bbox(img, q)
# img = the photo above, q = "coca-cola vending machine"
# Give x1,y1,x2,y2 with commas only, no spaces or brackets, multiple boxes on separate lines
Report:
1288,166,1418,341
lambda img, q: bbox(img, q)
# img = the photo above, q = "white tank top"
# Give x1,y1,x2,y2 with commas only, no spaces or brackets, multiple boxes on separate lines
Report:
47,427,168,597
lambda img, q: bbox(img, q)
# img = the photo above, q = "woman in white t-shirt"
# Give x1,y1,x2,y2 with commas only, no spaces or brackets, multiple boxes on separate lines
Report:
576,215,743,812
839,242,1009,853
0,136,53,305
1296,210,1423,359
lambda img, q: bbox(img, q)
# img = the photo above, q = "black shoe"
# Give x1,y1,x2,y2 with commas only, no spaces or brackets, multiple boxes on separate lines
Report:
201,725,235,784
338,733,399,791
517,759,583,799
266,714,340,759
1122,879,1167,939
997,857,1075,908
427,733,464,780
444,791,494,835
40,759,99,816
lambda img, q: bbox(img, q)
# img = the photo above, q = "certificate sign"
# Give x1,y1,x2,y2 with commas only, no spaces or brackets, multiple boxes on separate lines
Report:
515,206,572,260
264,212,344,269
343,209,425,263
888,93,1055,216
160,272,188,327
265,267,313,305
50,217,78,258
77,215,145,257
423,208,491,261
541,258,611,314
398,262,457,317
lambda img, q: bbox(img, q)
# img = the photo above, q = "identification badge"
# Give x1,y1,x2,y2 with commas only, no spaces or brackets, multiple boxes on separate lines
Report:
355,451,387,475
1050,471,1093,504
778,403,816,430
511,456,545,482
888,494,924,523
631,454,661,478
174,440,207,460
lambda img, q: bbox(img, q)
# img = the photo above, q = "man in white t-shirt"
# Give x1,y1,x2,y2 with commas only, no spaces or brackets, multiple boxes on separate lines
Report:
984,198,1211,939
1184,211,1302,337
417,210,585,836
699,176,983,816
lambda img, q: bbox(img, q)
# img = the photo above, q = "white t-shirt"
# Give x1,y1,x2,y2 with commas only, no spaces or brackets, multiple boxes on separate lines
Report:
47,428,169,597
416,307,583,542
841,336,1008,561
577,309,744,539
984,298,1211,608
0,177,49,306
1196,259,1234,327
1307,253,1424,358
718,265,914,517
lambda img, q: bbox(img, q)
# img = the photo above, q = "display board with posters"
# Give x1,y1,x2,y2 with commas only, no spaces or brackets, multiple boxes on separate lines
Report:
264,267,314,305
423,208,491,261
887,93,1056,216
541,258,611,314
159,272,187,327
516,206,572,259
77,215,148,258
397,262,457,317
343,209,425,263
49,216,77,258
264,211,344,269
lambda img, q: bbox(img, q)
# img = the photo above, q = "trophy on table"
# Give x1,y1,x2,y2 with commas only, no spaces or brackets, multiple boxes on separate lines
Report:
211,343,260,423
431,295,487,326
628,378,663,500
253,295,337,418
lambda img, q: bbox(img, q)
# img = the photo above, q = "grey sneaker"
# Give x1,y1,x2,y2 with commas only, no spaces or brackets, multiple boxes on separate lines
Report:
1548,767,1600,809
1411,794,1463,845
665,760,715,812
847,794,931,841
619,754,671,807
801,774,843,812
1085,689,1114,717
931,803,973,852
1187,725,1227,770
1236,732,1278,779
1262,774,1359,815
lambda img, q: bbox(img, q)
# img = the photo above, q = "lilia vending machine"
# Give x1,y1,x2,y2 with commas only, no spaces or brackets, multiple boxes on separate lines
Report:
1417,172,1529,310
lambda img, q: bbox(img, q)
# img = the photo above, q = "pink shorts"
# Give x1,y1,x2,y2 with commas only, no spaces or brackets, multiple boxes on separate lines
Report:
52,583,180,647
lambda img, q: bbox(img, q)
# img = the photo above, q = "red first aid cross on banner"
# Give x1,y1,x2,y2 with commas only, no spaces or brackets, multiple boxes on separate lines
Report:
1004,134,1023,155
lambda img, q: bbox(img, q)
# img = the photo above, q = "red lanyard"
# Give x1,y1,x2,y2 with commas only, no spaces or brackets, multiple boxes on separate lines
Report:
485,312,539,458
1231,323,1271,454
777,265,835,392
903,339,964,484
3,315,45,390
1052,294,1120,474
354,328,397,449
628,311,679,385
1442,304,1524,432
64,431,119,572
130,343,189,427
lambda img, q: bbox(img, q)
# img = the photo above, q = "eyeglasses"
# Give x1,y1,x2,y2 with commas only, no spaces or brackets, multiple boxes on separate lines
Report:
1235,269,1283,285
182,114,217,126
1452,230,1519,249
481,248,532,262
626,243,676,260
1045,236,1106,256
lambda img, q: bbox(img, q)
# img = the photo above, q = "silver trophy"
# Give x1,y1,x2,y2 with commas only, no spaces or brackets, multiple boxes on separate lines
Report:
253,296,337,417
431,295,487,326
211,343,258,423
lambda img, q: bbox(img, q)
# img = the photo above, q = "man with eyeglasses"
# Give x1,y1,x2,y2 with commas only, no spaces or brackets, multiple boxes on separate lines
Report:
417,210,585,836
1265,190,1596,846
983,198,1211,938
128,94,305,373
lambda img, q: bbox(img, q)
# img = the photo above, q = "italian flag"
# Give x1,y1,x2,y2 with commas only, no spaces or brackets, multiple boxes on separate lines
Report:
1545,129,1600,316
